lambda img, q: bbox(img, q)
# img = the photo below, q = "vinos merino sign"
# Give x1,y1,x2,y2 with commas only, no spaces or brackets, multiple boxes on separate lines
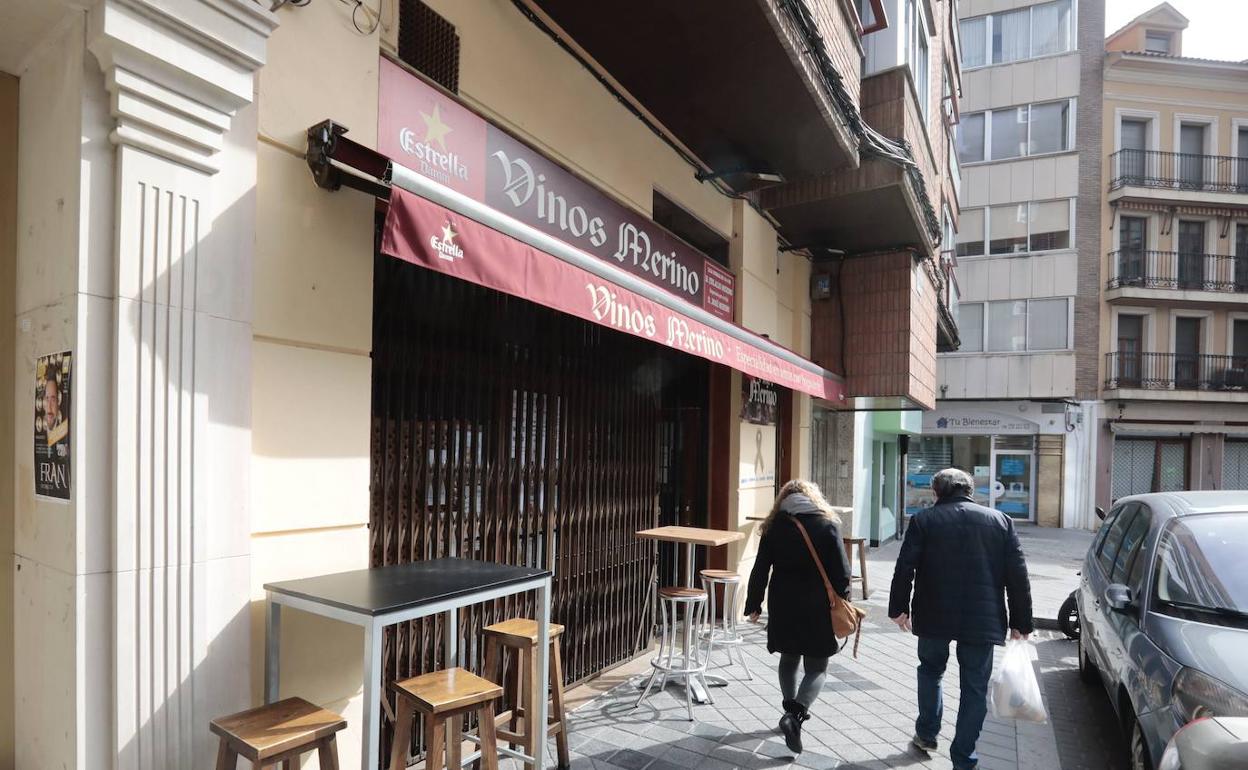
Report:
378,57,735,320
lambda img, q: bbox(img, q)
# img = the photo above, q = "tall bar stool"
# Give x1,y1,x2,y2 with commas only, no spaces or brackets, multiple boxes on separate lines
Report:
388,667,503,770
699,569,753,682
633,586,711,721
481,618,570,770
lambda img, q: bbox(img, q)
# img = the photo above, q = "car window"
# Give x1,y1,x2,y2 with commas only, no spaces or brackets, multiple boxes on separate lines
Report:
1113,505,1152,585
1092,504,1125,554
1099,503,1139,576
1154,513,1248,622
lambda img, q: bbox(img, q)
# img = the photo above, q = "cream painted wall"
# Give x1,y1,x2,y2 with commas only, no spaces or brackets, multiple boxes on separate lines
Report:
1099,59,1248,375
0,70,16,770
251,0,379,763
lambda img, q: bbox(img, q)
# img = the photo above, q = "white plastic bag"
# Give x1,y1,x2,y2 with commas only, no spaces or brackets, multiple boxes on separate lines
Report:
988,640,1048,723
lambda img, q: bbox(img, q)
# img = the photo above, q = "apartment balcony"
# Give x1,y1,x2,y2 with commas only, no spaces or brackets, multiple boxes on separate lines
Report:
1104,352,1248,402
531,0,863,186
1109,149,1248,209
756,65,943,255
1106,249,1248,306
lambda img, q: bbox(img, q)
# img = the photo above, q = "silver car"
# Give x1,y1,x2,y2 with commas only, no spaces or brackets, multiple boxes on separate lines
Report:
1078,491,1248,770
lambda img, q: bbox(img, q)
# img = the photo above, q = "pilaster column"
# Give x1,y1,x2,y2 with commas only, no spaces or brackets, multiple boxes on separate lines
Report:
87,1,275,767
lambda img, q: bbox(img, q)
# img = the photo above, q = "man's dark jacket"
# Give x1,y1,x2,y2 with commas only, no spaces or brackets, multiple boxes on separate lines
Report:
744,494,852,657
888,494,1033,643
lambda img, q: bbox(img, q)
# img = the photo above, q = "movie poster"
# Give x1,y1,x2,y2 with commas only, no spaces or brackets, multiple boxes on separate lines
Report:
34,351,72,501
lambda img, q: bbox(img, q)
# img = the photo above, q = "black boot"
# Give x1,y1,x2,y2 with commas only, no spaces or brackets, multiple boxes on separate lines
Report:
779,699,810,754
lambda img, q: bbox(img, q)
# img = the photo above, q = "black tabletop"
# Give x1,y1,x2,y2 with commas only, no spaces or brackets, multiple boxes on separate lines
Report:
264,558,551,617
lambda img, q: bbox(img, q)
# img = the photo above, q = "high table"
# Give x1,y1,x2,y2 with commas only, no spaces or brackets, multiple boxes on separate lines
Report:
635,526,745,703
264,559,552,770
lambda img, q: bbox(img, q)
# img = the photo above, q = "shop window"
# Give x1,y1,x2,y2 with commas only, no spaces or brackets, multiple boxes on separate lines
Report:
651,190,730,268
398,0,461,93
1223,440,1248,489
1112,438,1188,500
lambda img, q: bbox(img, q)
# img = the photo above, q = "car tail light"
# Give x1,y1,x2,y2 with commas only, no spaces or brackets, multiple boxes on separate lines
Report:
1172,668,1248,724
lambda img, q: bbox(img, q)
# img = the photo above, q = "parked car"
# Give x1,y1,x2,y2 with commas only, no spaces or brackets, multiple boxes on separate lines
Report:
1158,717,1248,769
1077,491,1248,770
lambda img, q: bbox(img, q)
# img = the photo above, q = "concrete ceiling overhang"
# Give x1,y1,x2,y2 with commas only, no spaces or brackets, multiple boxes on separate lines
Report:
0,0,77,76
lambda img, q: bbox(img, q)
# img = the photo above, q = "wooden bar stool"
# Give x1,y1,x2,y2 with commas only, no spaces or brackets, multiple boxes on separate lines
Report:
843,537,870,599
210,696,345,770
482,618,570,770
389,667,502,770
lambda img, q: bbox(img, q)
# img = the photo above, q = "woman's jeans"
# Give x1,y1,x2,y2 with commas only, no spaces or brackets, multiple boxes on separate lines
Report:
915,637,995,770
778,653,829,709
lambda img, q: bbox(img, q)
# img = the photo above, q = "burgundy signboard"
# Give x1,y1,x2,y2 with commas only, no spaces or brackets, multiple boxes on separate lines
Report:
377,57,735,320
382,187,842,401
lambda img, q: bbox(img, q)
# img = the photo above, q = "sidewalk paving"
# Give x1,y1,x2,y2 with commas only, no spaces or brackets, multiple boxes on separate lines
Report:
544,525,1096,770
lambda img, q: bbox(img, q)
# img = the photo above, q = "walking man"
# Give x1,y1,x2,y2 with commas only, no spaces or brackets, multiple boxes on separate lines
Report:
888,468,1033,770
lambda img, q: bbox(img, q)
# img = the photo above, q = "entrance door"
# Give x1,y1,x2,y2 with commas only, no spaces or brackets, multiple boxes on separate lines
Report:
1118,314,1144,387
1174,316,1202,388
1118,216,1147,286
1177,221,1205,290
1236,223,1248,292
990,450,1034,521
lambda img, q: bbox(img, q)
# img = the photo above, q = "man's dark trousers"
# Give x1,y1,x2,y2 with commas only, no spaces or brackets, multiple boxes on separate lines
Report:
915,637,995,770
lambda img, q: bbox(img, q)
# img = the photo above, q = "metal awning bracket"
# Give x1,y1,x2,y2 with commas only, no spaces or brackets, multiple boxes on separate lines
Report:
305,119,392,198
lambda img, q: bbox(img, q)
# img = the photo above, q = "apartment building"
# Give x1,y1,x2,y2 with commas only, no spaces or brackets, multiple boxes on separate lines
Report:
1097,4,1248,505
922,0,1104,528
0,0,960,766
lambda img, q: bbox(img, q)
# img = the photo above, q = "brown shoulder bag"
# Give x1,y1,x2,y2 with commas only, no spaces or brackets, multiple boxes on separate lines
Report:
788,515,868,658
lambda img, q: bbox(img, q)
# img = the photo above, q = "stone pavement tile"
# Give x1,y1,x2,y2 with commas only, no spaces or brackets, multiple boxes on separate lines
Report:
610,748,659,770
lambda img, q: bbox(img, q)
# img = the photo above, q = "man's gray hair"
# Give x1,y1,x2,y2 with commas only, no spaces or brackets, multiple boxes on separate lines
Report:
931,467,975,498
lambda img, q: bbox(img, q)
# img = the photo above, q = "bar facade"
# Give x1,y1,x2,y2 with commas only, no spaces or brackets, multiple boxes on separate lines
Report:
0,0,960,767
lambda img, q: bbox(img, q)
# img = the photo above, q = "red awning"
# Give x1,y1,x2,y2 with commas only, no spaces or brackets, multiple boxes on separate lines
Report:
380,179,845,402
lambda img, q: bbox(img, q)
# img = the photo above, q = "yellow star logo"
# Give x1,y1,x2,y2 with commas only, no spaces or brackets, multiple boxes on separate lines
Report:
420,104,452,151
441,222,457,245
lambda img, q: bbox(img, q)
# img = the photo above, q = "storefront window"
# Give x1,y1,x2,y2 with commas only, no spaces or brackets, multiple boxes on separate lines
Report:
906,434,1036,520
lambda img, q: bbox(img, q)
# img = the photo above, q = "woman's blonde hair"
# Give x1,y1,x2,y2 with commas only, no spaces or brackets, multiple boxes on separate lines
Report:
759,478,841,534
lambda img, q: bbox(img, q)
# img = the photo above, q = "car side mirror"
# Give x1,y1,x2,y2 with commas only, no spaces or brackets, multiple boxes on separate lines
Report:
1095,506,1106,521
1105,583,1134,613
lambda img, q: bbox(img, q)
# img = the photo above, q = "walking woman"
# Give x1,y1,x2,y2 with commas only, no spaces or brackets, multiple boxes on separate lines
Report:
744,479,852,754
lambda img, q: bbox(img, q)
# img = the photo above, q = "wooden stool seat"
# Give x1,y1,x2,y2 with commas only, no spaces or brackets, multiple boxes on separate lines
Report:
210,697,344,769
698,569,739,581
658,586,706,599
389,668,502,770
393,667,503,715
483,617,571,770
482,618,565,646
843,537,870,600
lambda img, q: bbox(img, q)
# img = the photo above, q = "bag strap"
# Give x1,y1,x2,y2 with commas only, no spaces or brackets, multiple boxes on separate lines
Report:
787,514,842,612
788,514,863,658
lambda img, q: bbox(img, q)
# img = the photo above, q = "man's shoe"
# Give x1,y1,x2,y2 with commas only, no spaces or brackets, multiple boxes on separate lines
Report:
911,734,938,753
779,700,809,754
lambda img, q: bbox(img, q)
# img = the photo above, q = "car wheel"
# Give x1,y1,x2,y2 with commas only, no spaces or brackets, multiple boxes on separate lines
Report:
1129,717,1152,770
1058,592,1080,640
1078,633,1098,685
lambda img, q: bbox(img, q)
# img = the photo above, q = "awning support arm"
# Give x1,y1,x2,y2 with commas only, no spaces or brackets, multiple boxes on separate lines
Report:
306,119,392,198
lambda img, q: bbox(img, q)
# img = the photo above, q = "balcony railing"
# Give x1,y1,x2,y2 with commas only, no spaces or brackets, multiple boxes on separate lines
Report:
1105,352,1248,391
1109,149,1248,194
1107,249,1248,292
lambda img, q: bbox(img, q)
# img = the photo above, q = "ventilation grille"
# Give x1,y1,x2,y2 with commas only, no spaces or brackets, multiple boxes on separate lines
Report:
398,0,460,93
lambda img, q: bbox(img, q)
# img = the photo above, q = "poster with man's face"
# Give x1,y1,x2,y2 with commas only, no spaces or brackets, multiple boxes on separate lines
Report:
34,350,72,501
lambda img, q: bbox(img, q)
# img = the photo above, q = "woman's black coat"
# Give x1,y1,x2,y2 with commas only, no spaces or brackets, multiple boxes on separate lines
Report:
743,495,853,657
